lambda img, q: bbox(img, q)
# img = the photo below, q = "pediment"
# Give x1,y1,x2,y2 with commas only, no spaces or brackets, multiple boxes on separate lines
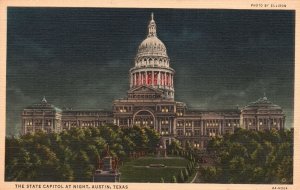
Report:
127,85,164,100
128,85,163,94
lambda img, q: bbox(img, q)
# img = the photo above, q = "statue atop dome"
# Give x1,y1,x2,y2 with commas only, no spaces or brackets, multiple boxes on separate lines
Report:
148,12,157,37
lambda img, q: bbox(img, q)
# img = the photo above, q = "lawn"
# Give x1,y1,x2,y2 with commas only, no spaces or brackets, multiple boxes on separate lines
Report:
119,156,189,183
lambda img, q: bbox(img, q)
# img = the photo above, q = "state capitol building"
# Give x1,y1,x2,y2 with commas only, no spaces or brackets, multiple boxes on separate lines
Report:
21,14,286,149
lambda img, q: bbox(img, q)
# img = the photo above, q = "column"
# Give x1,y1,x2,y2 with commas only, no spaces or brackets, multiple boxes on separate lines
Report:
132,73,134,87
152,71,154,86
222,119,225,134
201,120,203,136
165,73,168,86
52,118,55,132
158,71,161,86
146,71,148,85
141,72,143,85
265,118,267,129
23,119,26,134
167,73,169,86
173,118,176,135
219,120,222,135
191,121,194,136
31,118,35,133
183,120,186,136
169,118,172,135
135,73,137,86
42,112,45,130
159,119,161,133
204,121,207,136
139,72,141,85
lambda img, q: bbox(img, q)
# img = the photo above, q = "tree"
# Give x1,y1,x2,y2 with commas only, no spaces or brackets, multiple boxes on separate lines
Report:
5,125,162,182
200,129,293,184
187,163,191,176
171,175,177,183
178,170,185,183
184,168,189,181
199,166,220,182
144,127,160,153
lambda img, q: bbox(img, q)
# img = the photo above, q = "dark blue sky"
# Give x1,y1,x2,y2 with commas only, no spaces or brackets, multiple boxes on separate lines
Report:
6,8,295,135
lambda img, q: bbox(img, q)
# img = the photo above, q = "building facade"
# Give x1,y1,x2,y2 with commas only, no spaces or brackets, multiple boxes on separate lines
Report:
21,14,285,149
21,97,62,134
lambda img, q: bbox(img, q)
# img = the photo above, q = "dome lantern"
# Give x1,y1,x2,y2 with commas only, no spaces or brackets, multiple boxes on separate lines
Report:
148,13,157,37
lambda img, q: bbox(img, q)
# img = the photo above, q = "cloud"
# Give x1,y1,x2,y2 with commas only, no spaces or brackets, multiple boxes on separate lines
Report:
6,87,36,135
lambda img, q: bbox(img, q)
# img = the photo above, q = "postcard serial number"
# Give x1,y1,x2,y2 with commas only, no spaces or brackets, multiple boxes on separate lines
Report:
272,187,288,190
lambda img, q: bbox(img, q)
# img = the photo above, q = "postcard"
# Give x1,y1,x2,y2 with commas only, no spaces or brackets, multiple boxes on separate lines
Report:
0,0,299,190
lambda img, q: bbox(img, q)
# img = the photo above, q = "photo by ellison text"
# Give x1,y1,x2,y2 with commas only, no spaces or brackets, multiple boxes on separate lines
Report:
251,3,287,8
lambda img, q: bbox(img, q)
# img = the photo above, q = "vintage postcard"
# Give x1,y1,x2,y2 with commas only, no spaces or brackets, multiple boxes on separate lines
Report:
0,0,299,190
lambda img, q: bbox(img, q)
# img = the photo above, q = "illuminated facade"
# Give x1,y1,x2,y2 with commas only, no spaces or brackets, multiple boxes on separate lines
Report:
21,14,285,148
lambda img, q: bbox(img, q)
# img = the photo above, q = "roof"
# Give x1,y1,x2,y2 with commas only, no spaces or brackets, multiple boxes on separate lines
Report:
186,108,240,114
242,96,282,110
25,99,62,112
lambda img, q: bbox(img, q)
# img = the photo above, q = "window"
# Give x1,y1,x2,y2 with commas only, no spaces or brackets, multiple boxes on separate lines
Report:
119,119,128,125
177,129,184,136
161,127,169,135
185,130,192,137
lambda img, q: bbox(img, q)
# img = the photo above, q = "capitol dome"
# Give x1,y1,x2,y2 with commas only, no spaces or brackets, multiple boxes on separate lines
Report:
134,13,170,68
129,13,175,100
137,36,167,57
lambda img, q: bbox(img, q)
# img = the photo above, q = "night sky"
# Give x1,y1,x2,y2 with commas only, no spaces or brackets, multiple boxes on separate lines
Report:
6,8,295,135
